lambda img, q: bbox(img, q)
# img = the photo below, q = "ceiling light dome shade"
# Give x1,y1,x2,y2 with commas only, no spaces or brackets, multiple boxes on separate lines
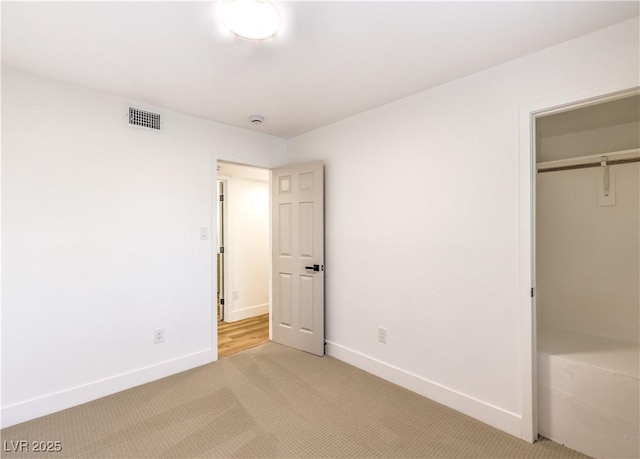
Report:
221,0,281,40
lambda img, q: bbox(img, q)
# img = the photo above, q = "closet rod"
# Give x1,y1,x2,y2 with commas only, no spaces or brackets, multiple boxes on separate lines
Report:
538,157,640,173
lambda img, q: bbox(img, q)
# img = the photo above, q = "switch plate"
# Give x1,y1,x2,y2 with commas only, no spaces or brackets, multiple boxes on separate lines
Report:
200,227,209,240
232,290,239,300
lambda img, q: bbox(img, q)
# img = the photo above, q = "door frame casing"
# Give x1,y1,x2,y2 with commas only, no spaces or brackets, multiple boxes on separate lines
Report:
518,79,640,442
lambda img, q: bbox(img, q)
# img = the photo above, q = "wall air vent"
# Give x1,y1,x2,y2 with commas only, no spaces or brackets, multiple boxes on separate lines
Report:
128,107,162,131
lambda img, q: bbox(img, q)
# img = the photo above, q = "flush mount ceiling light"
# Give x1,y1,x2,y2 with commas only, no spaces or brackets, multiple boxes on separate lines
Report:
220,0,281,40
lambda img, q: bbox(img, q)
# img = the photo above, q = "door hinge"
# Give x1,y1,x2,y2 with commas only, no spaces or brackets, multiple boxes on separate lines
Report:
220,247,224,253
221,298,225,305
220,194,224,202
531,287,534,298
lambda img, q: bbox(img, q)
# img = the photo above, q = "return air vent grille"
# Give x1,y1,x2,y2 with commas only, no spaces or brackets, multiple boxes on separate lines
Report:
128,107,161,131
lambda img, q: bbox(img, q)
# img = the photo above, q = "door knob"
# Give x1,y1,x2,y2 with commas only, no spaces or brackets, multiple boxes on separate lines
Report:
304,264,323,272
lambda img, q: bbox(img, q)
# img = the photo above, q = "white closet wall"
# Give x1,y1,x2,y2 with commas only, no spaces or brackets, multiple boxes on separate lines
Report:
536,162,639,343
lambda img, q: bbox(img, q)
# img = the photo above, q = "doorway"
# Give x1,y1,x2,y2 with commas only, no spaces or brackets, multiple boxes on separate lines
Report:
216,161,271,357
532,93,639,457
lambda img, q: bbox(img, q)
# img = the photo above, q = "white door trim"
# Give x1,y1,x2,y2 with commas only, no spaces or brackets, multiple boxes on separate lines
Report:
211,159,219,361
518,78,639,442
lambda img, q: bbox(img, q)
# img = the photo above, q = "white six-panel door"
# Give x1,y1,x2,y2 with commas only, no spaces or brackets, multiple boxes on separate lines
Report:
271,161,324,356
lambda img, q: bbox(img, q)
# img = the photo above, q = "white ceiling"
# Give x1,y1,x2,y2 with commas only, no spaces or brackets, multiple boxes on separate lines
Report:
2,1,638,139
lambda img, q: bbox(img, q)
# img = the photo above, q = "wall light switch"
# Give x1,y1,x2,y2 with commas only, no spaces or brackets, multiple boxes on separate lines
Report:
200,227,209,240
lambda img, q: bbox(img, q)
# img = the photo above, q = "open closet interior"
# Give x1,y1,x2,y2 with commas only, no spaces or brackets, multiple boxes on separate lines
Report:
535,94,640,459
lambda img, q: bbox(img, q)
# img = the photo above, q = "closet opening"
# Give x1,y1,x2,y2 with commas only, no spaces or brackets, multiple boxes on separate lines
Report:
534,94,639,458
216,161,270,357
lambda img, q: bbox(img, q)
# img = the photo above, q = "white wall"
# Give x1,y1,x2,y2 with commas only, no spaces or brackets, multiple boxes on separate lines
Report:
288,18,639,438
223,175,270,322
1,67,287,427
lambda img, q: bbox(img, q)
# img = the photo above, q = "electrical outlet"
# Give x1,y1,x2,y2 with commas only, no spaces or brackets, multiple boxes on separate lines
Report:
154,328,165,344
232,290,239,300
378,327,387,343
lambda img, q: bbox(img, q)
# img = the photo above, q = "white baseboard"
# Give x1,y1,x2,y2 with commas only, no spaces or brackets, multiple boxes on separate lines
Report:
325,341,522,439
230,303,269,322
1,349,214,429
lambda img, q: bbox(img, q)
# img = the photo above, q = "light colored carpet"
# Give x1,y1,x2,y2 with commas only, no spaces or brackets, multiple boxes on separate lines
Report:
1,342,586,458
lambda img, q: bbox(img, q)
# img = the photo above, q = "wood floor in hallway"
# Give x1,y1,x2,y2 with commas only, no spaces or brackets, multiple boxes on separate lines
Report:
218,313,269,357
